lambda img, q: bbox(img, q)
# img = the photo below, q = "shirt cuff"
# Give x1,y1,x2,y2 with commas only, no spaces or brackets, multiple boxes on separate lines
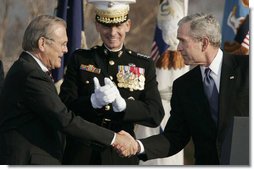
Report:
136,140,145,154
111,133,116,145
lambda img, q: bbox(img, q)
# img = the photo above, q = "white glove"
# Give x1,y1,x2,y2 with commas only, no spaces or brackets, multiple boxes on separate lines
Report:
104,78,126,112
90,77,117,109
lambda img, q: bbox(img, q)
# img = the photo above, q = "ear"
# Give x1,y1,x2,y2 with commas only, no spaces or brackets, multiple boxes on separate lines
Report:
38,37,46,52
202,37,209,51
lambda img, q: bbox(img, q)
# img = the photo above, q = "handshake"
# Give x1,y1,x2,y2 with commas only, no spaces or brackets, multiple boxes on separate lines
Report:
91,77,126,112
113,130,141,157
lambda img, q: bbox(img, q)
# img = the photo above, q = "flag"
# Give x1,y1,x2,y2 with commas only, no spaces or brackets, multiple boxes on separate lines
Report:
221,0,249,53
150,25,169,62
52,0,84,84
134,0,189,165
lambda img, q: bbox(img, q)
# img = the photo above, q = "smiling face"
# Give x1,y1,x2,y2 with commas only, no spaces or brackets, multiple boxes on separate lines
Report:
39,23,68,69
95,20,131,50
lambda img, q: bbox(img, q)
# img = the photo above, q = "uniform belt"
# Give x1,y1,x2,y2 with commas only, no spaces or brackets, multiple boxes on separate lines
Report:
100,118,113,129
100,118,124,131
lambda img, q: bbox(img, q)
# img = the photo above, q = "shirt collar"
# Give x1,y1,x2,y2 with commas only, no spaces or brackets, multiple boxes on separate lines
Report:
25,51,49,72
201,49,223,77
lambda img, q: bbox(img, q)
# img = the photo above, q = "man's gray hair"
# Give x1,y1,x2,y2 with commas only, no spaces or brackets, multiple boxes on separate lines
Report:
178,13,221,48
22,15,66,52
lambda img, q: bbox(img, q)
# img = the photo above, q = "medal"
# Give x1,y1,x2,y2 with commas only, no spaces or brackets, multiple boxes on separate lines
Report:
116,64,145,91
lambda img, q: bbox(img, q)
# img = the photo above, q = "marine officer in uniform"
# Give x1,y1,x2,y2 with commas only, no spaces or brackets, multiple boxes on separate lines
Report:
59,0,164,165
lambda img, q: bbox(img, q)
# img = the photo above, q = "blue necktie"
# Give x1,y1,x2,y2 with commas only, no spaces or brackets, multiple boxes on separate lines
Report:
203,68,219,125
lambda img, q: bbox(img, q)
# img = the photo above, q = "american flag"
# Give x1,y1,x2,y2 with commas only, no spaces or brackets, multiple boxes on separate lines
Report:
150,25,169,62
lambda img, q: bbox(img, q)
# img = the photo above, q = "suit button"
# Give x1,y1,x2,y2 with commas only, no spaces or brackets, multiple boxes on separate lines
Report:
109,60,115,65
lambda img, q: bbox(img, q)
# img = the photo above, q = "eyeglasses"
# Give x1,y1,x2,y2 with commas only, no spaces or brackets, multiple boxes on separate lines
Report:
44,37,67,49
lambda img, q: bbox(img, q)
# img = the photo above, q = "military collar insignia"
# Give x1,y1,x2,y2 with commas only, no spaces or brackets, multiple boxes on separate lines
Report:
103,48,123,58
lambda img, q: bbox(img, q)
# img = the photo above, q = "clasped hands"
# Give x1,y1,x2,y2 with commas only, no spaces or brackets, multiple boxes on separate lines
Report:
113,130,140,157
91,77,126,112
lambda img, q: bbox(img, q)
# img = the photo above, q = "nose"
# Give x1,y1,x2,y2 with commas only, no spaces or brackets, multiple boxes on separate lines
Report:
109,26,117,35
63,45,68,54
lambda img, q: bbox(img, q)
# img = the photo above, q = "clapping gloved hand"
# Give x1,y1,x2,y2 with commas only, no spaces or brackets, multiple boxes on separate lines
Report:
90,77,126,112
90,77,116,109
104,78,126,112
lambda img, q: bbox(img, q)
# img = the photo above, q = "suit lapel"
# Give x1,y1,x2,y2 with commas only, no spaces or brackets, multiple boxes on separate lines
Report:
20,52,58,92
190,67,209,107
218,54,237,131
190,67,218,129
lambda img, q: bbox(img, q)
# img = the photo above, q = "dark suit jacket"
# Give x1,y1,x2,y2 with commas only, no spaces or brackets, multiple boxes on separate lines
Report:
139,53,249,165
0,52,114,165
59,45,164,164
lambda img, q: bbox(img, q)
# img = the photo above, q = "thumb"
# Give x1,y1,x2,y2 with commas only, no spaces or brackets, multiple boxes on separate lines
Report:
93,77,101,90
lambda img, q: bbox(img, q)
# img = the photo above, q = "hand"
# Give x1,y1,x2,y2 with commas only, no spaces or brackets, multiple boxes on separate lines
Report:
112,130,139,157
104,78,126,112
90,77,117,108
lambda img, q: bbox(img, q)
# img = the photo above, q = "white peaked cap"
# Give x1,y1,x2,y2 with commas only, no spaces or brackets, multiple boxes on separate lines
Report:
87,0,136,25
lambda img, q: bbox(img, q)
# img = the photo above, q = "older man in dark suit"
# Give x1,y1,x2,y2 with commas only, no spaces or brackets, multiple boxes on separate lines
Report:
115,13,249,165
0,15,137,165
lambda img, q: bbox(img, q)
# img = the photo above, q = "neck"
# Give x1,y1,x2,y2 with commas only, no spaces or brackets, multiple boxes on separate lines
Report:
104,44,123,52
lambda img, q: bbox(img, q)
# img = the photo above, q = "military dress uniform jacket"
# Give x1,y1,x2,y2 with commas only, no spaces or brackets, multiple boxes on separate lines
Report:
0,52,115,165
59,45,164,164
138,53,249,165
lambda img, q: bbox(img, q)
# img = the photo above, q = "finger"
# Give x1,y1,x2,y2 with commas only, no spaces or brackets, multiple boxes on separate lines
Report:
104,77,115,87
118,130,131,137
93,77,101,90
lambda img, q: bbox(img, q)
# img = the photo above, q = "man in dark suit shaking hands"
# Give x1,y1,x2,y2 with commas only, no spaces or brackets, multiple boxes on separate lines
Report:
0,15,138,165
115,13,249,165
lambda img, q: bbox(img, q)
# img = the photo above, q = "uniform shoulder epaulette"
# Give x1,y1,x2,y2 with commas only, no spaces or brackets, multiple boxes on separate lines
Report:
73,48,95,58
126,49,150,59
72,48,85,55
75,45,99,52
91,45,100,50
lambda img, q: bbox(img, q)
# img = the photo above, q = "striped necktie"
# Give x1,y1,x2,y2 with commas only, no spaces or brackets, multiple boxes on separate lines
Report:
46,71,54,82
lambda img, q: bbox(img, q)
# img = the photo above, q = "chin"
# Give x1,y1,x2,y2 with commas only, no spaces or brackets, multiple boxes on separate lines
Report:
107,42,120,49
54,64,61,69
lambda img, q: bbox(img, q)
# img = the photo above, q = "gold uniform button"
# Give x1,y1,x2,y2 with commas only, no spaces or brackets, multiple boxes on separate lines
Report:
109,60,115,65
105,105,110,111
